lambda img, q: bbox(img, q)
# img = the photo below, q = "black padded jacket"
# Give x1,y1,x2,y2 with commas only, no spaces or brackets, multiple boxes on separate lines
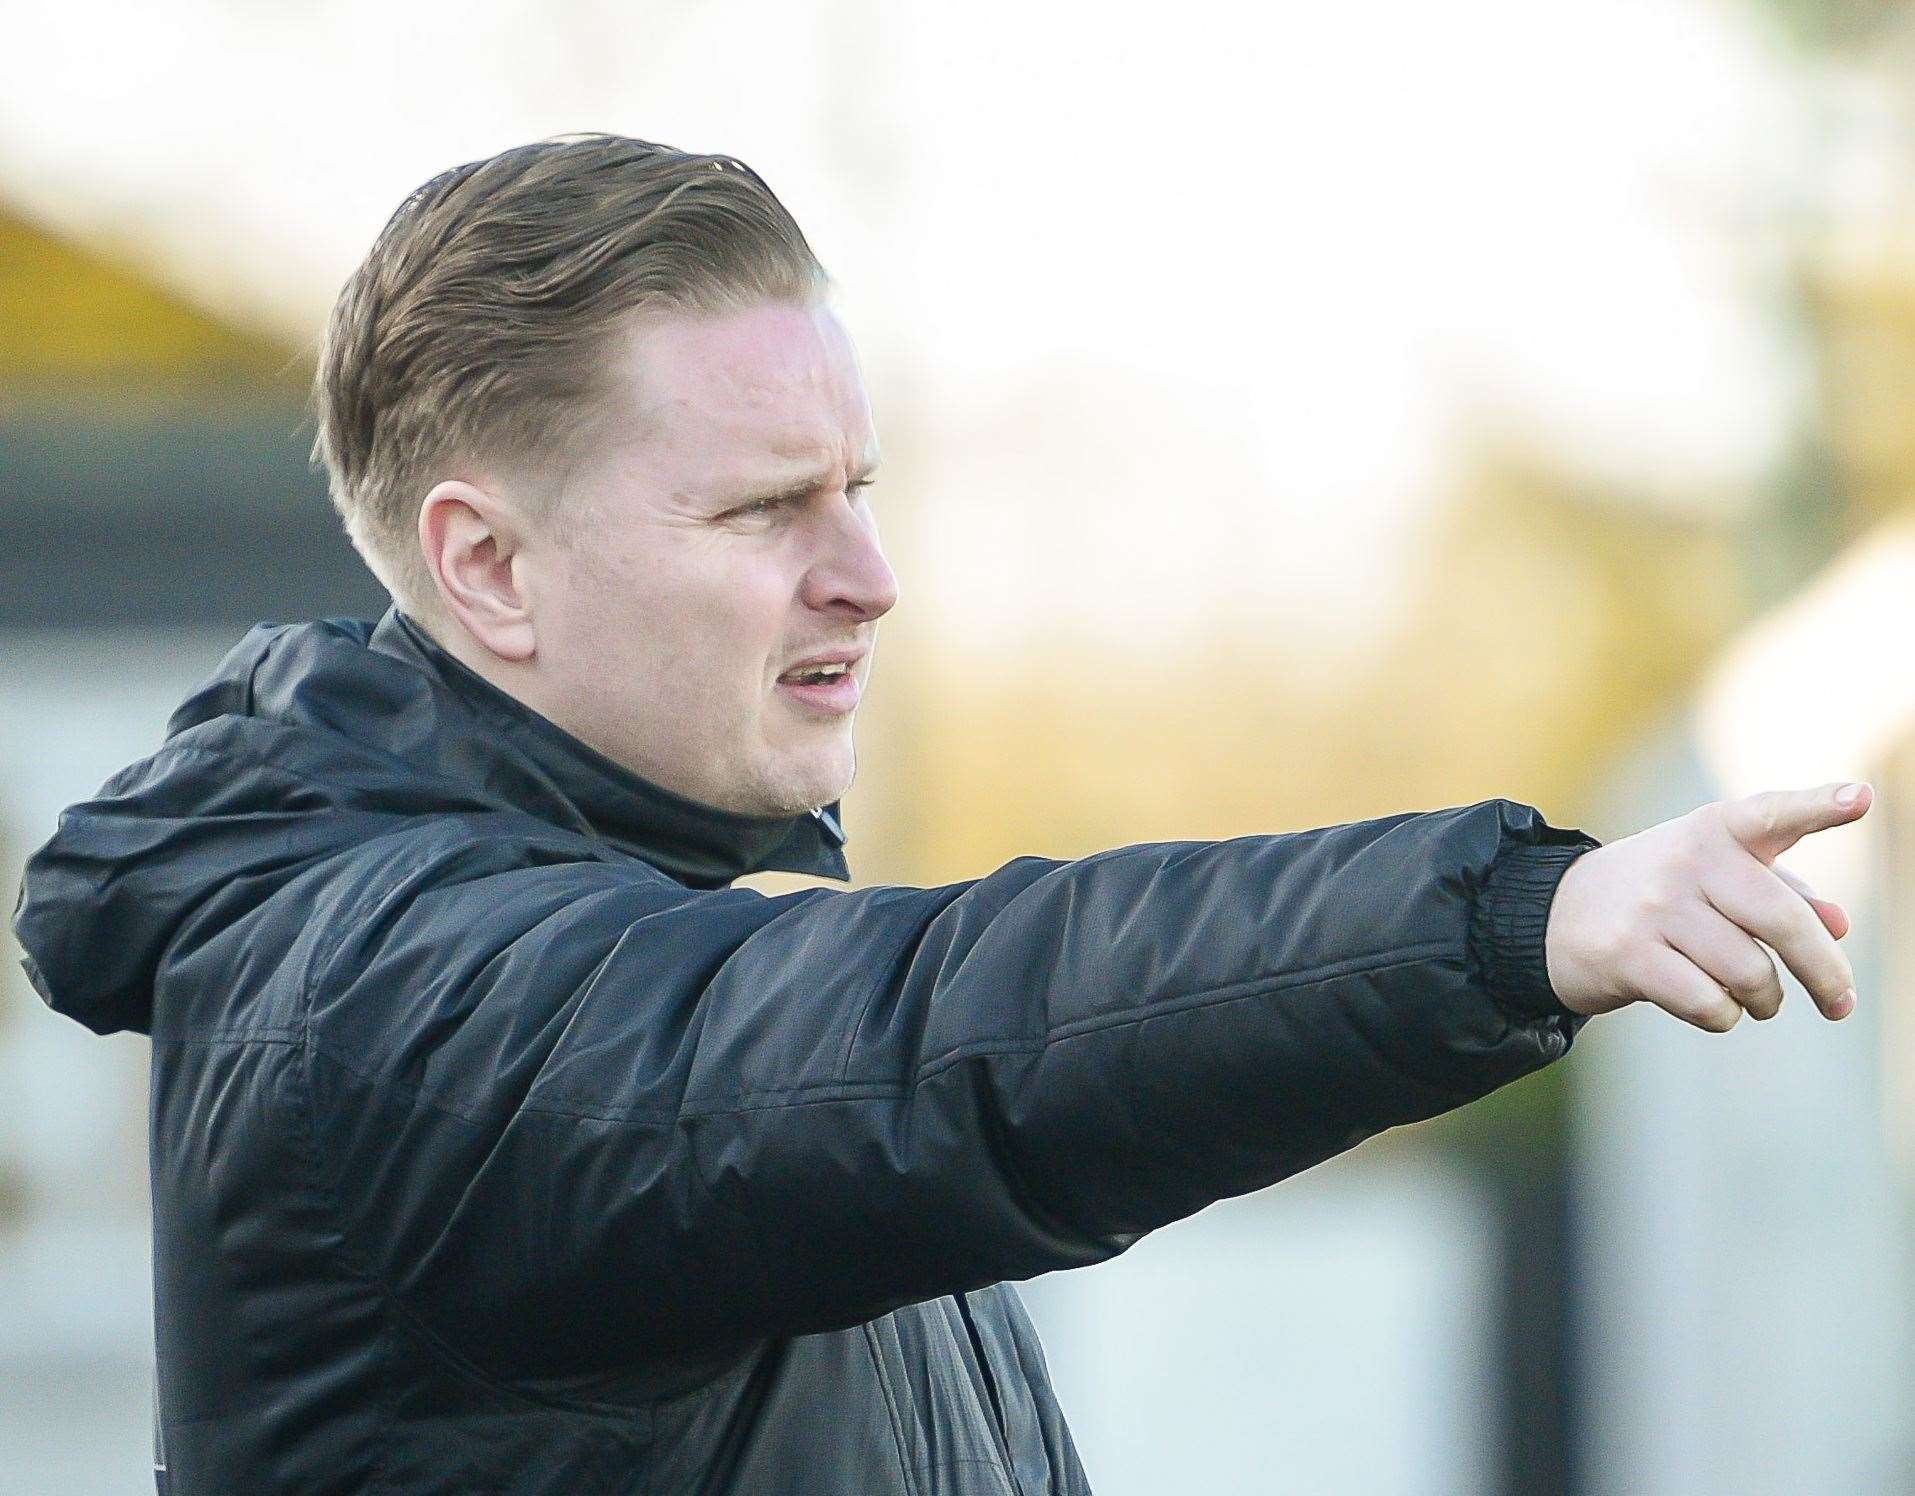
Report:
13,608,1600,1495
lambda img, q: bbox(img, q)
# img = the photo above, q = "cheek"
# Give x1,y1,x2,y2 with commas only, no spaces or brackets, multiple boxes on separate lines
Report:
682,547,804,645
633,557,796,695
554,526,799,683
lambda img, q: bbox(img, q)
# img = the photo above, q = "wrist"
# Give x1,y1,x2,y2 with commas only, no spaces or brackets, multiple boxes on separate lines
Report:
1469,834,1602,1022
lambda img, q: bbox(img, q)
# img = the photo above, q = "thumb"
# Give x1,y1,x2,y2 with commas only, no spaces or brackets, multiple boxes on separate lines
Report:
1717,781,1872,863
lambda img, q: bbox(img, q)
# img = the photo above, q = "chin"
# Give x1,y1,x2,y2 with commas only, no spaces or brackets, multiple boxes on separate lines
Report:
753,745,856,817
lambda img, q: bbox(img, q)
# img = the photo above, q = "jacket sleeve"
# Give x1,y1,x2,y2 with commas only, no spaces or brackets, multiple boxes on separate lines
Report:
300,798,1597,1376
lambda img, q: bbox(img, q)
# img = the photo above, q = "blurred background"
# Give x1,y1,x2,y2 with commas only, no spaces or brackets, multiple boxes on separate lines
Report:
3,0,1914,1490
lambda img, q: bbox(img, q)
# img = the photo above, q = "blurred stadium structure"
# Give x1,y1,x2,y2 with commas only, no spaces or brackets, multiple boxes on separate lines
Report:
4,1,1915,1491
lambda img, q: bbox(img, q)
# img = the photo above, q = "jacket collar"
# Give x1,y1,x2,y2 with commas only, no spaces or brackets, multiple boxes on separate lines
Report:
370,607,850,889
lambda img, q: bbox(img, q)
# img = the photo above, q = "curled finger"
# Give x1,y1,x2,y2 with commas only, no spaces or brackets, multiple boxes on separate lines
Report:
1629,940,1744,1033
1663,902,1785,1021
1703,857,1854,1019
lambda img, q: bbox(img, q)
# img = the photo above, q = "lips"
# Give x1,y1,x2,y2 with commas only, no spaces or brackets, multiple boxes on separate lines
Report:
775,668,861,715
774,645,867,716
776,649,866,684
778,662,852,686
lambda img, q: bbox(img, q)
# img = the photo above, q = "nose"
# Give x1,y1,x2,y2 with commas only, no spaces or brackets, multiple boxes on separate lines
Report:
800,497,899,623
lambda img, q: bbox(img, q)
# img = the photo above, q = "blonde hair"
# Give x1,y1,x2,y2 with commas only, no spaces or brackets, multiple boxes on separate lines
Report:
312,134,828,610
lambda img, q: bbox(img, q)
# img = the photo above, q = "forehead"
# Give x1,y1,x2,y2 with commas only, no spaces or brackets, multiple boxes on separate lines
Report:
608,302,877,480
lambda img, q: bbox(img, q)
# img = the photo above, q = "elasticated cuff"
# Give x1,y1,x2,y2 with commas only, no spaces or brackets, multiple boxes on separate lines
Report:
1467,835,1601,1023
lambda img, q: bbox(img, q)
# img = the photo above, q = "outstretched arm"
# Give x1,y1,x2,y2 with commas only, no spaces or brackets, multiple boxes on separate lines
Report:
303,798,1594,1378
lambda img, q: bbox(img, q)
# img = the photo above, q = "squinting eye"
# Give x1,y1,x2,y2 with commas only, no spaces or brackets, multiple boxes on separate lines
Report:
735,496,790,518
733,480,875,521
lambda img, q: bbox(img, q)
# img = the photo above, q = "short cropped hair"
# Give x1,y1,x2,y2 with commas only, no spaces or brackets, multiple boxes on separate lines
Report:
311,133,829,611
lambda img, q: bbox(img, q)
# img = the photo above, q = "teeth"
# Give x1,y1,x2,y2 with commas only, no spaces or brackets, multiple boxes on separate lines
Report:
785,661,850,684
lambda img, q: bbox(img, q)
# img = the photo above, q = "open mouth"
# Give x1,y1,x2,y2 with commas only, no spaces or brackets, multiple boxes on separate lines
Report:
775,660,861,714
779,662,853,687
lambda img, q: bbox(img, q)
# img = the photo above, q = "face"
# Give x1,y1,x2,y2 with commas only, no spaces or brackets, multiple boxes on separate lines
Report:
510,301,897,818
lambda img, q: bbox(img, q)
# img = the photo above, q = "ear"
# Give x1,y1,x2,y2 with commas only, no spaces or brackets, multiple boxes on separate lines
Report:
418,479,537,662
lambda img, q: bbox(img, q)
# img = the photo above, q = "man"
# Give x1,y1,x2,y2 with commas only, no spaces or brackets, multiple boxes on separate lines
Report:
13,135,1869,1495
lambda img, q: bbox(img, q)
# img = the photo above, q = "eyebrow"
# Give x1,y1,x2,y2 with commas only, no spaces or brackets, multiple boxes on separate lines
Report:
731,459,880,509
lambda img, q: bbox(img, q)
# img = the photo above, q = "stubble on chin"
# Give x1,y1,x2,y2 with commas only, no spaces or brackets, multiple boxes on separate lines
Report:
745,732,857,818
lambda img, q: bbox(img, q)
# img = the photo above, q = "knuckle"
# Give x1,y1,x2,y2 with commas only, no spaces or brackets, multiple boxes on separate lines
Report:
1745,982,1784,1019
1640,873,1687,920
1675,980,1741,1030
1729,953,1779,997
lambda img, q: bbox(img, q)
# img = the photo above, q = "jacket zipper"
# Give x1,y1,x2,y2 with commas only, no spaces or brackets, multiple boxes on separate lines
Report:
953,1292,1021,1493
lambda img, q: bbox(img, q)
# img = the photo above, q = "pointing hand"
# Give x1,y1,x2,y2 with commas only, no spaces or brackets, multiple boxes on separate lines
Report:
1543,782,1872,1029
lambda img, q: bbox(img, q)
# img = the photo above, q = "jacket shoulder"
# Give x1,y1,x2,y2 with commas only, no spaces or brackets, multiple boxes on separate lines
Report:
159,811,678,1041
296,814,735,1096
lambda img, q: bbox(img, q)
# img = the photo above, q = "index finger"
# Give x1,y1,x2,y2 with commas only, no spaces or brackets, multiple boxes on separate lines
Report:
1714,781,1872,864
